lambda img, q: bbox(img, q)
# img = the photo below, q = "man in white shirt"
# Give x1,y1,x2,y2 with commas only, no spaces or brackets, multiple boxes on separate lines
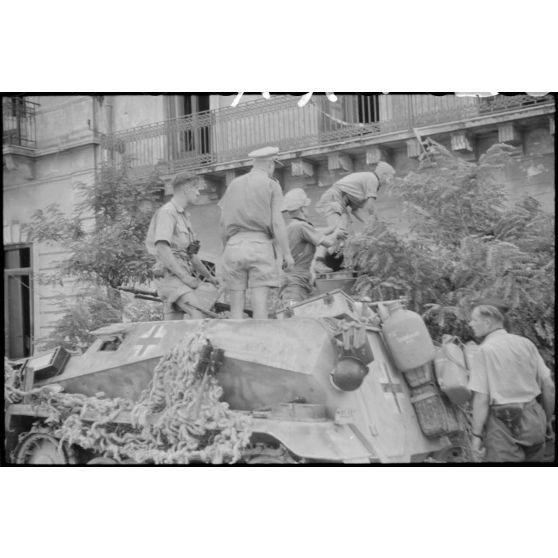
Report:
468,304,555,462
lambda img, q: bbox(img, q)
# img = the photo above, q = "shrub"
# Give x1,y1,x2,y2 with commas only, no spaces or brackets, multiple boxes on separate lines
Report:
345,140,555,371
24,163,165,352
34,289,163,353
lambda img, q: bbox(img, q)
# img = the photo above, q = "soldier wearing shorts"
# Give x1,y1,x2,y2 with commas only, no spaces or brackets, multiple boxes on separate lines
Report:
219,146,294,319
146,173,218,320
314,162,396,273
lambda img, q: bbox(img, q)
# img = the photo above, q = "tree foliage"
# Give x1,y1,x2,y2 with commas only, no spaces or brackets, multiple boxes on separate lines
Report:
345,140,555,371
397,140,511,244
24,163,164,288
24,163,165,351
35,290,163,353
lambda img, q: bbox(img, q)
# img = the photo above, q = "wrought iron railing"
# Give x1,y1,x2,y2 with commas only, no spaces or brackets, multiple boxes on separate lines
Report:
2,97,39,149
100,94,554,175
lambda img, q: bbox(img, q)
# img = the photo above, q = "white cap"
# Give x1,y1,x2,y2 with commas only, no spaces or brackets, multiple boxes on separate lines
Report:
282,188,311,212
248,146,284,166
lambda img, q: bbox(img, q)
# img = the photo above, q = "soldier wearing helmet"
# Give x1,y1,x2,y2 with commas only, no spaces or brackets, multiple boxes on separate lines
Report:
279,188,346,306
314,162,396,273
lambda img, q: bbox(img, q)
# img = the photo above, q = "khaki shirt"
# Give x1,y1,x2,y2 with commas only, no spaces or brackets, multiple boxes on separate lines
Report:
286,217,324,272
468,329,551,405
335,172,380,204
219,169,283,243
145,199,197,270
317,172,379,216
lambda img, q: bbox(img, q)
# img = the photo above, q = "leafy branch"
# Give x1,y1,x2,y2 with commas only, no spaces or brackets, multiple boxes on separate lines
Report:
345,140,555,372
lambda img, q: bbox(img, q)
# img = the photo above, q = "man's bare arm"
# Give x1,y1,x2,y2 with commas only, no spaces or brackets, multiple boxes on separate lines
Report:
471,392,490,436
219,220,228,247
320,229,347,248
352,198,376,224
271,194,293,270
155,242,199,289
540,376,555,427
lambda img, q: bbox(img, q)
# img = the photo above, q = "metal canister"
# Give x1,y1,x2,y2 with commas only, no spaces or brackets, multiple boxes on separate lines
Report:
382,301,436,371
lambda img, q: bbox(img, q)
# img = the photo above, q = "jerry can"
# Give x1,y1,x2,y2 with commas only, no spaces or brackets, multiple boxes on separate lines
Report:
401,361,433,388
434,336,471,405
410,382,461,438
381,301,436,371
463,341,481,372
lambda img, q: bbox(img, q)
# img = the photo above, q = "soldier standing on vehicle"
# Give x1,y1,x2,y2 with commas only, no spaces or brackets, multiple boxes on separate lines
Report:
468,303,555,462
219,146,294,319
146,172,219,320
279,188,346,305
314,162,396,273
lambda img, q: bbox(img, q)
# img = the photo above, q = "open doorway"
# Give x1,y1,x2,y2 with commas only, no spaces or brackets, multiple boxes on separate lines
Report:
4,245,33,358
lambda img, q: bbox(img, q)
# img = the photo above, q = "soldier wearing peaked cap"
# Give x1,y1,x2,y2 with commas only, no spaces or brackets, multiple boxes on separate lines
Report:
218,146,294,318
248,146,285,162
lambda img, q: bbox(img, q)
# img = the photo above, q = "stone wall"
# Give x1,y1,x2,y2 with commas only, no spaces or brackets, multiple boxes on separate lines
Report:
34,96,94,149
110,95,166,132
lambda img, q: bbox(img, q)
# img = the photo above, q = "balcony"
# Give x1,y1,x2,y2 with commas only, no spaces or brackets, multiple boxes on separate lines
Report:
100,94,555,177
3,97,38,149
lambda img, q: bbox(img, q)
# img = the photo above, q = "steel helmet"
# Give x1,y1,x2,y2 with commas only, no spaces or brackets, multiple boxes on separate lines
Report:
282,188,311,212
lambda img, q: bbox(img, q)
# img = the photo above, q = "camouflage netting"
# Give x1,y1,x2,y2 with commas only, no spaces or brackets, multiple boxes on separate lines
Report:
11,330,253,464
5,357,24,404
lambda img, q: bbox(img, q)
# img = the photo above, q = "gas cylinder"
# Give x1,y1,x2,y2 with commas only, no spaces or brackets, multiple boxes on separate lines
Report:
381,301,436,371
434,337,471,405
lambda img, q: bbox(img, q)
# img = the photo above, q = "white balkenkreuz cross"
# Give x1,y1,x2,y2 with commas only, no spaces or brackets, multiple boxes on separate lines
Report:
377,361,404,414
132,325,164,357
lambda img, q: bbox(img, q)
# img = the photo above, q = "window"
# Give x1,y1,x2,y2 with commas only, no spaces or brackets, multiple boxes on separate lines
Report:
178,95,211,156
2,97,38,148
4,245,33,358
341,95,380,127
355,94,380,123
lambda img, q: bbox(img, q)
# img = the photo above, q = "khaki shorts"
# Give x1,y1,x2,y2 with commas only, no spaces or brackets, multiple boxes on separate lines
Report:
316,189,344,218
155,272,194,306
155,273,217,319
278,272,313,305
221,234,279,290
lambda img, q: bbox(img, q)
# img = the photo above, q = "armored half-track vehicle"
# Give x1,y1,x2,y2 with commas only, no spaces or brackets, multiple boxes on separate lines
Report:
5,290,468,464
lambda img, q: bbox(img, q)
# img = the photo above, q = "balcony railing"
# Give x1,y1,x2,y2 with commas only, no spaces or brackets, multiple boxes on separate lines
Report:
100,94,554,175
3,97,39,149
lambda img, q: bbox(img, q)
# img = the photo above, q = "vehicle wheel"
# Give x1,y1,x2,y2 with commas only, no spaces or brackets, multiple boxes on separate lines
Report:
14,433,74,464
86,457,119,465
243,445,298,465
245,455,294,464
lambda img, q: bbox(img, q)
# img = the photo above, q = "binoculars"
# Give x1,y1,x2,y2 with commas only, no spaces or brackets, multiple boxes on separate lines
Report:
186,239,201,255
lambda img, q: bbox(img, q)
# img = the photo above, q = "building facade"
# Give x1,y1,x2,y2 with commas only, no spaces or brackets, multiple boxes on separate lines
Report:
3,93,555,358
